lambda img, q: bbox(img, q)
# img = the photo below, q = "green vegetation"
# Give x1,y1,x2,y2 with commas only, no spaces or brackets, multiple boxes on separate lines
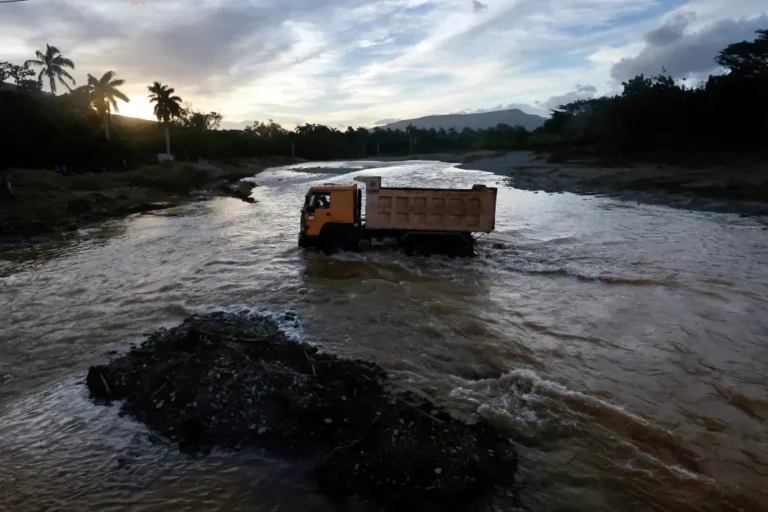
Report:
1,30,766,173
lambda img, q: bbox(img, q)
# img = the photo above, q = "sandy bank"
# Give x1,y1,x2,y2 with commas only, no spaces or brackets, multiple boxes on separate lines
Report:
458,151,768,216
0,157,300,249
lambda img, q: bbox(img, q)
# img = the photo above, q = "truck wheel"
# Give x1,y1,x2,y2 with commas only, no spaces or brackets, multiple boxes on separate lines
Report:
320,232,340,255
340,229,359,252
318,226,337,254
457,233,476,257
458,239,476,257
319,224,357,254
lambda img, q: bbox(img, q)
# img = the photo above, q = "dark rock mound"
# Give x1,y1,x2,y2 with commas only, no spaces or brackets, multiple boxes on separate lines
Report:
217,181,256,203
86,312,517,510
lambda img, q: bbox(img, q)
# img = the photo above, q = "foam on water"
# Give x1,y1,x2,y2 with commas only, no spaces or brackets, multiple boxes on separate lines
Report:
485,368,665,432
191,304,305,342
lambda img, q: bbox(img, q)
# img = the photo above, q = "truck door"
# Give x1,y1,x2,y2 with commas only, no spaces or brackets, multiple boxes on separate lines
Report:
304,191,333,237
303,188,357,238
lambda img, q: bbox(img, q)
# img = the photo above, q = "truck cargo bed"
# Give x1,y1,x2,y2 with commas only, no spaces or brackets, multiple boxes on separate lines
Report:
354,177,497,233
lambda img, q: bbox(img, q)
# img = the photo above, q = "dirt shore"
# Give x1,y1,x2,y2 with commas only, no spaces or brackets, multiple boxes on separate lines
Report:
0,157,299,250
457,151,768,216
86,311,518,511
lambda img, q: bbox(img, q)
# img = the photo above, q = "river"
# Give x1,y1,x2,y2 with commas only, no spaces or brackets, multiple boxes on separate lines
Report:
1,160,767,511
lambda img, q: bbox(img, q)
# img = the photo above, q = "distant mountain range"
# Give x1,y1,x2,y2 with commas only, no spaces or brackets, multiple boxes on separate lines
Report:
381,108,546,132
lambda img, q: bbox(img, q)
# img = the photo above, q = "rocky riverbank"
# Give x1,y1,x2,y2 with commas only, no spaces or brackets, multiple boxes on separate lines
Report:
457,151,768,216
86,311,518,511
0,157,299,250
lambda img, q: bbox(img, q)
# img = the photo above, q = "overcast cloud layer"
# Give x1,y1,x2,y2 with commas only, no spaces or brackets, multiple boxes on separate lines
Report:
1,0,765,127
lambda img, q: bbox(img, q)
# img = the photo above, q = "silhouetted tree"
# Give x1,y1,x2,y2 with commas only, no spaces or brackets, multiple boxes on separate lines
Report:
24,44,75,94
245,119,284,138
188,111,223,130
148,81,182,155
0,61,40,90
77,71,129,140
716,29,768,77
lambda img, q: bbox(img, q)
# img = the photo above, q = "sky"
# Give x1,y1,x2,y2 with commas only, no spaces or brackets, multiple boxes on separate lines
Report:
1,0,765,129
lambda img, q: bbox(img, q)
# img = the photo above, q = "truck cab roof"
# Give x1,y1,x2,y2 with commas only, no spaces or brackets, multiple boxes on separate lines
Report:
308,184,358,193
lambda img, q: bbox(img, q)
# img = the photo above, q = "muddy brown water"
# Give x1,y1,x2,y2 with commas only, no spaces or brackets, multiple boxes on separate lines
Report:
2,160,768,512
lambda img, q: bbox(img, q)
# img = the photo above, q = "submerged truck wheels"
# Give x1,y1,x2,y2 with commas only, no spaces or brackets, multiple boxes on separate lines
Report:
398,232,475,257
317,223,360,254
302,227,476,257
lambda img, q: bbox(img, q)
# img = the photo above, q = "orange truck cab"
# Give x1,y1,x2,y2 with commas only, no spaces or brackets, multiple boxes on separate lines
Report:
298,184,362,248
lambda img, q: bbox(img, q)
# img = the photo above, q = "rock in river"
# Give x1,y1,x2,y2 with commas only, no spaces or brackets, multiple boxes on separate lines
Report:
86,311,517,510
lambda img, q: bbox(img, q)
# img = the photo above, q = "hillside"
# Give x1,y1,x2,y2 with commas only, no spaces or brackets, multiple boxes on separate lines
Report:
382,108,546,131
112,114,157,128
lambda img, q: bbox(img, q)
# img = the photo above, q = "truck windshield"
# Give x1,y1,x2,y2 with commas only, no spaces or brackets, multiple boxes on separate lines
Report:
307,192,331,209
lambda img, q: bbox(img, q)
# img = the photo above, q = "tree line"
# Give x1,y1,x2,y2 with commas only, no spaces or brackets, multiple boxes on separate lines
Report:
0,43,235,171
544,29,768,159
1,29,766,172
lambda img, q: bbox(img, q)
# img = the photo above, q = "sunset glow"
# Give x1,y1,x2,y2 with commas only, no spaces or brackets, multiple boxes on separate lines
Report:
116,95,155,121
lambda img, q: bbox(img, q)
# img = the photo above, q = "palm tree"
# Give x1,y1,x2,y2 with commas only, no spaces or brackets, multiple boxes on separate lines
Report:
405,123,417,153
147,81,182,156
24,44,75,94
78,71,130,140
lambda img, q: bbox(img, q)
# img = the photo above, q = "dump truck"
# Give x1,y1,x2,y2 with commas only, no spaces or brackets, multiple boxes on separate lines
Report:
298,176,497,255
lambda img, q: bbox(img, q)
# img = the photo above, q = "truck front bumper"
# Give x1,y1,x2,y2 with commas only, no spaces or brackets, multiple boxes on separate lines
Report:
298,234,318,248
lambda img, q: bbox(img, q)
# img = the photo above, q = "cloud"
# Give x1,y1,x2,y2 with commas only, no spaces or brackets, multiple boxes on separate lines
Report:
374,118,401,125
453,103,546,116
116,10,277,87
644,11,695,46
104,1,373,93
538,84,597,111
3,0,767,128
472,1,488,13
0,0,125,56
611,13,768,81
